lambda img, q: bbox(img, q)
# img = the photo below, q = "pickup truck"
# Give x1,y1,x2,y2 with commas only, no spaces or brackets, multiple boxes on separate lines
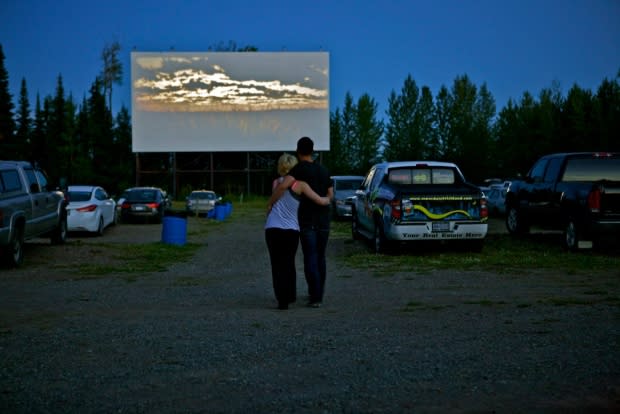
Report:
0,160,68,267
350,161,488,253
505,152,620,250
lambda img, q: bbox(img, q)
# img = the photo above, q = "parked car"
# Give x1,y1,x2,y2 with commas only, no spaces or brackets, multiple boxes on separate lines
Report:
186,190,220,216
66,185,116,235
485,185,507,216
115,188,132,222
0,160,67,267
119,187,169,223
505,152,620,250
330,175,364,219
351,161,488,253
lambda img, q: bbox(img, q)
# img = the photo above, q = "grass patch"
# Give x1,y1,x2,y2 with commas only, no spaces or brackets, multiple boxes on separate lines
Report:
60,242,202,278
329,219,620,275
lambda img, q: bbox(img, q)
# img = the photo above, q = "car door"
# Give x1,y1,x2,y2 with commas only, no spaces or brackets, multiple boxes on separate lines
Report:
22,167,56,236
356,166,384,232
96,187,115,227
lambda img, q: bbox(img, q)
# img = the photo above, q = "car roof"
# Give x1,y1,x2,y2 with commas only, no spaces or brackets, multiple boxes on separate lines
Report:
331,175,364,180
375,161,458,169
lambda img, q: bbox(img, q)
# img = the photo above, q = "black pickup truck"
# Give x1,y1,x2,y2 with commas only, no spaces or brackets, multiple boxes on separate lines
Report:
505,152,620,250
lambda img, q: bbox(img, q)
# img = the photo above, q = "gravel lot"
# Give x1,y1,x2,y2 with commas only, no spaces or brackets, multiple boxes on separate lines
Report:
1,210,619,413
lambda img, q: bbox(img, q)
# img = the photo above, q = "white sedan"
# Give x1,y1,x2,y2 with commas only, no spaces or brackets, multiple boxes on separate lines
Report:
66,185,117,235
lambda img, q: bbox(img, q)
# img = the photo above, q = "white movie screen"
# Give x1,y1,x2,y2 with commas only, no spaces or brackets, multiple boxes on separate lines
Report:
131,51,330,152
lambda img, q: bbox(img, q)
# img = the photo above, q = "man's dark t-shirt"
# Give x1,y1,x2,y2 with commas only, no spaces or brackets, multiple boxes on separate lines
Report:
289,161,333,228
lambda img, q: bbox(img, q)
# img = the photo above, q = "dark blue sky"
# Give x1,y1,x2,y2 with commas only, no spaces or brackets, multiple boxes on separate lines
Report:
2,0,619,119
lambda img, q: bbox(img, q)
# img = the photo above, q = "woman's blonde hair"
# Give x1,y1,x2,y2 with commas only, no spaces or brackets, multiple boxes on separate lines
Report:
277,153,298,176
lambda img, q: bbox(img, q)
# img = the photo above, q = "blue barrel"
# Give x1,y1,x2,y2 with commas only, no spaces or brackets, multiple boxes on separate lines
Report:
214,204,227,221
161,216,187,245
224,202,232,218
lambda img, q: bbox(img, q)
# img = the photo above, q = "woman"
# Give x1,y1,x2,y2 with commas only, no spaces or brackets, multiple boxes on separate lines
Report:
265,153,330,310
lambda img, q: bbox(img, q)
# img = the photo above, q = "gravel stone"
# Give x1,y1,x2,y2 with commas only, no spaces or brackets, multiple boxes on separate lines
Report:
0,214,619,413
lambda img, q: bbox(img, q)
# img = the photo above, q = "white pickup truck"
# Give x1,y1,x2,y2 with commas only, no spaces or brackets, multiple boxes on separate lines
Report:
350,161,489,253
0,160,67,267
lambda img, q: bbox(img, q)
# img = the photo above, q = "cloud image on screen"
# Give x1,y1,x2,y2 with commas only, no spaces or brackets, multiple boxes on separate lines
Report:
131,52,329,152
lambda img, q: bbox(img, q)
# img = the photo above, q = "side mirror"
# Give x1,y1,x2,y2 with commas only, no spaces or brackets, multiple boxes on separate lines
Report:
30,183,40,193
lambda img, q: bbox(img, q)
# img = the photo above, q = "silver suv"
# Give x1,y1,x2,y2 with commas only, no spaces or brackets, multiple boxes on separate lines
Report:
0,161,67,267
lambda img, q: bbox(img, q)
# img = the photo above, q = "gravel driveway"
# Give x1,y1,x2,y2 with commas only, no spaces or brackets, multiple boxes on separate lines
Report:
1,210,619,413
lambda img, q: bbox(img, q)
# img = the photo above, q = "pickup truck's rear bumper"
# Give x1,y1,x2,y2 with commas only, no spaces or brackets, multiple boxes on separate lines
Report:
385,221,488,241
588,219,620,239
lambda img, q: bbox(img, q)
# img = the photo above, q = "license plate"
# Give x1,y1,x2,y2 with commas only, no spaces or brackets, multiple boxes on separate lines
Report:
432,222,450,232
133,206,145,211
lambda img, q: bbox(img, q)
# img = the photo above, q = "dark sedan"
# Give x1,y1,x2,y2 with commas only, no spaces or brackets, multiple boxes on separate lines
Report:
119,187,169,223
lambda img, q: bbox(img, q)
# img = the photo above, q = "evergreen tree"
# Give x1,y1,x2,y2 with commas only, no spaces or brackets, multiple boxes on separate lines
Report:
383,75,419,161
111,105,134,193
101,41,122,113
86,77,115,190
30,93,50,168
15,78,32,159
325,109,350,175
340,92,358,170
354,93,383,174
0,44,16,155
434,85,453,160
593,76,620,151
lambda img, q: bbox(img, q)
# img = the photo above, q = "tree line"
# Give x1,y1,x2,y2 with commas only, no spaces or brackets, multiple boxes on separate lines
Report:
1,42,618,198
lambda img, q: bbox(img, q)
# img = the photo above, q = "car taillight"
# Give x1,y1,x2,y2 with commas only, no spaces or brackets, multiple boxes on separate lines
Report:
77,204,97,212
121,202,131,209
587,188,601,213
390,199,401,219
480,198,488,218
146,202,159,209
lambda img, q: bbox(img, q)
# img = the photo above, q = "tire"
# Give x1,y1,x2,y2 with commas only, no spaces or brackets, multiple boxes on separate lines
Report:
3,226,24,267
373,218,389,254
51,214,67,245
564,218,580,251
506,205,529,235
96,216,104,237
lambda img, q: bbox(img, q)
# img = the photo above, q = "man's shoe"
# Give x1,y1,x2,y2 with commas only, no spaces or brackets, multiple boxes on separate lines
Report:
308,301,321,308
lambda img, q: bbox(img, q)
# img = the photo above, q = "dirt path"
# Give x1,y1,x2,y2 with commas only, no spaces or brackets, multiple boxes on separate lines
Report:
1,213,619,413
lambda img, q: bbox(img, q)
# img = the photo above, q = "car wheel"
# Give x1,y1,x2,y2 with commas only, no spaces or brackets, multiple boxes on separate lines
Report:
96,217,104,236
3,226,24,267
373,218,389,254
564,218,580,251
51,214,67,245
505,205,528,235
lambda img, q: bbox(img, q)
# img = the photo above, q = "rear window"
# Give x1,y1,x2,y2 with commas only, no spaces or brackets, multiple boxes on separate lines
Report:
0,169,22,193
562,157,620,182
127,190,158,201
68,191,92,202
388,168,455,185
335,179,362,191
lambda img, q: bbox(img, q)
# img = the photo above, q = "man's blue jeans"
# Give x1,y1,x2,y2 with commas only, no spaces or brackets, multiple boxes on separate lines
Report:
299,226,330,303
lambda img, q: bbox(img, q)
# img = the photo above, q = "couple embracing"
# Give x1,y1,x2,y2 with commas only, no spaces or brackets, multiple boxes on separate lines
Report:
265,137,334,310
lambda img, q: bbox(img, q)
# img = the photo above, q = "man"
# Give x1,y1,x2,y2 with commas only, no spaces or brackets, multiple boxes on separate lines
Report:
269,137,333,307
